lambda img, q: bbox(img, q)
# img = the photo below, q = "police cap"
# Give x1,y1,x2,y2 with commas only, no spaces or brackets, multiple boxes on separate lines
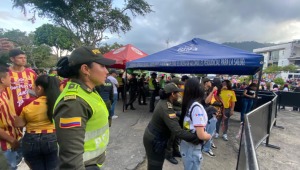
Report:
164,83,183,94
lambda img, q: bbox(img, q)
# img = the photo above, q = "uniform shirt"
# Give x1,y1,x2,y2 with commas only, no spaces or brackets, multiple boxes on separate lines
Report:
148,99,197,142
20,96,55,133
54,80,105,169
183,102,208,133
7,68,37,116
107,76,118,94
128,77,138,92
96,79,113,103
220,89,237,109
0,90,22,151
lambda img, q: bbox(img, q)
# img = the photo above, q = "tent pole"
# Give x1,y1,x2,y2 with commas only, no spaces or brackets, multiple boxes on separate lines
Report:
253,68,263,108
123,70,127,112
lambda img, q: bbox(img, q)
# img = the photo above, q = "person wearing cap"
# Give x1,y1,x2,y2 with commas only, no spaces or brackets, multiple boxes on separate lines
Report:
54,46,115,170
179,78,211,170
7,49,37,116
107,69,119,119
143,83,201,170
149,72,159,112
164,78,184,164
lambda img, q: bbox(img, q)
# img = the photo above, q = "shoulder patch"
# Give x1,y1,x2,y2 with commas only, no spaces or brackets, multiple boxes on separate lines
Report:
167,102,173,109
64,95,77,101
169,113,177,119
60,117,81,128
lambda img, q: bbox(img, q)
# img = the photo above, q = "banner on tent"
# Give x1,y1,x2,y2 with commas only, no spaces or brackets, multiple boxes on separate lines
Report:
128,58,246,68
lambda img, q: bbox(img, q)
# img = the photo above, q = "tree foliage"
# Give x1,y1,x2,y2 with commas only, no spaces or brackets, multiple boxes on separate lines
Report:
12,0,153,47
34,24,74,58
99,42,123,54
263,65,282,74
0,28,53,68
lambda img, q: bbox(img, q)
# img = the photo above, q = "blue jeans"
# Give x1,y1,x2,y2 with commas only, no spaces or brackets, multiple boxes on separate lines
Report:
22,133,58,170
3,145,23,170
240,98,254,122
203,116,217,152
180,140,203,170
110,93,118,116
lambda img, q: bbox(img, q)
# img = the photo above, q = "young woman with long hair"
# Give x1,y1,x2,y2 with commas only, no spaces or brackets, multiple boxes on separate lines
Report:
179,78,211,170
14,75,61,170
215,80,237,141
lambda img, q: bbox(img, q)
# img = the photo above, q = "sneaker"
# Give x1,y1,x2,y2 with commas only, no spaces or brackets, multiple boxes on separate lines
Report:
112,115,118,119
203,150,216,157
222,134,228,141
211,143,217,149
214,133,219,139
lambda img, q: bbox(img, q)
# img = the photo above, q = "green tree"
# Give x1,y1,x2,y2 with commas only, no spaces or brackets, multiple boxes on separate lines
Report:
99,42,123,54
34,24,74,59
263,65,282,74
13,0,153,47
0,29,53,68
282,64,298,72
274,77,285,86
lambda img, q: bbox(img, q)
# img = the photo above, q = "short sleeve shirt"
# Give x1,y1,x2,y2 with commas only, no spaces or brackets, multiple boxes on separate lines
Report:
183,102,208,133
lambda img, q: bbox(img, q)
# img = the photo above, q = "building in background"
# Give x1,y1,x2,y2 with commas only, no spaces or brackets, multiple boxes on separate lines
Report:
253,40,300,69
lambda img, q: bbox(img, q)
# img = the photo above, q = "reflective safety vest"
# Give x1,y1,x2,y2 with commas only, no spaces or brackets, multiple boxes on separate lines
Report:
116,77,123,86
149,78,155,90
54,82,109,166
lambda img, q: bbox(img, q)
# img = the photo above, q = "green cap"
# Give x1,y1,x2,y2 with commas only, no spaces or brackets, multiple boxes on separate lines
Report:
68,46,116,66
164,83,184,93
170,77,184,85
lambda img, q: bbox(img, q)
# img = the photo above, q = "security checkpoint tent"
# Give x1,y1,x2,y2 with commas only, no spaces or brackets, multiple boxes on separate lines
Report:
126,38,264,75
103,44,148,69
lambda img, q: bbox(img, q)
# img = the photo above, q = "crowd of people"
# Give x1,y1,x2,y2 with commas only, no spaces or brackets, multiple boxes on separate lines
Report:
1,38,300,170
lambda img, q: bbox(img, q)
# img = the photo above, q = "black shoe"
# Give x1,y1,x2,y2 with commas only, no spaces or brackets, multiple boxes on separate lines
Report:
143,103,148,105
173,151,181,158
130,107,136,110
149,110,153,113
166,157,178,165
138,103,143,105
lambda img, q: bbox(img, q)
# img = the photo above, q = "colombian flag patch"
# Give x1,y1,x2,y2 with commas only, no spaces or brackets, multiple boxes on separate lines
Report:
60,117,81,128
169,113,177,118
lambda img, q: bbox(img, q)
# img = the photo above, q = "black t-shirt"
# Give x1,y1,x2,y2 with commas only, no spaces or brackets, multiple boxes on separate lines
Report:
244,86,256,99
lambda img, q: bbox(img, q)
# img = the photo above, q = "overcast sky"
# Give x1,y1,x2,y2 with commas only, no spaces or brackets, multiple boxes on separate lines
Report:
1,0,300,54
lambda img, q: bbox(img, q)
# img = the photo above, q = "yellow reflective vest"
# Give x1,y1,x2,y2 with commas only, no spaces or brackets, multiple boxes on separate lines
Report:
54,82,109,166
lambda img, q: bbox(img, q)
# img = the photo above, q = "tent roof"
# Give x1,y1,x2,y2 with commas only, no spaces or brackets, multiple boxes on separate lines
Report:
103,44,148,69
126,38,264,75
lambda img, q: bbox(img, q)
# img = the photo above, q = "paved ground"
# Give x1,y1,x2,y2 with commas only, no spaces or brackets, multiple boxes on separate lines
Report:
1,100,299,170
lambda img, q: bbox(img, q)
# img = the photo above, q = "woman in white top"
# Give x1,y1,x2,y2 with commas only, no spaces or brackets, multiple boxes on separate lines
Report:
179,78,211,170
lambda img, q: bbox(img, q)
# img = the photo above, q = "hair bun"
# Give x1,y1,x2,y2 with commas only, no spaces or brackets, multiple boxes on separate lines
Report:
56,56,71,78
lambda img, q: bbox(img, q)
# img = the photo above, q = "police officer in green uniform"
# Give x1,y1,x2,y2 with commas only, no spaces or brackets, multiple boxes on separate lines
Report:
54,46,115,170
143,83,201,170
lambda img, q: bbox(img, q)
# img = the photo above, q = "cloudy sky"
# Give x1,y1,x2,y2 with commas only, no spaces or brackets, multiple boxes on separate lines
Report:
1,0,300,54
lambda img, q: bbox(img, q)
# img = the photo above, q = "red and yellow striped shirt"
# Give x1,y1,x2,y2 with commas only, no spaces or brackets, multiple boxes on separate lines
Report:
7,68,37,116
20,96,55,134
0,90,22,151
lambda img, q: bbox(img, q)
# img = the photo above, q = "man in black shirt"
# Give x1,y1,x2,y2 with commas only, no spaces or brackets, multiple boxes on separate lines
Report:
126,73,139,110
138,74,147,105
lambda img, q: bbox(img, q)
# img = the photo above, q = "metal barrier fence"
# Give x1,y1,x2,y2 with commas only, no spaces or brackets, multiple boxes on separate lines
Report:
277,91,300,108
236,92,280,170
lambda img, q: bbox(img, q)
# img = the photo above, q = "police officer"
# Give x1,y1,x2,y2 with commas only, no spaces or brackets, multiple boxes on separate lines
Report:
54,46,115,170
126,73,138,110
149,72,159,112
143,83,201,170
96,77,114,127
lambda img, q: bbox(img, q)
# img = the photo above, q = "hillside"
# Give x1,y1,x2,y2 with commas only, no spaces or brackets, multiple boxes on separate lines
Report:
222,41,275,52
